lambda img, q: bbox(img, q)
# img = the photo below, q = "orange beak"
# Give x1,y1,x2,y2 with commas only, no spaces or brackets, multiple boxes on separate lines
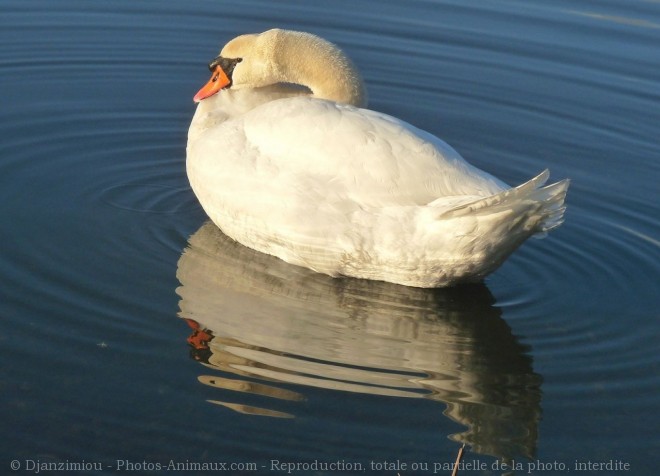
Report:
193,65,231,103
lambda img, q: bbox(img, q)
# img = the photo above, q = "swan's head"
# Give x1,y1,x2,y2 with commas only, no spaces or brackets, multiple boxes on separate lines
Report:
193,29,367,107
193,32,275,102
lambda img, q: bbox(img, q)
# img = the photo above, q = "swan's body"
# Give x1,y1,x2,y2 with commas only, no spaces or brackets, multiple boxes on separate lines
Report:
187,29,568,288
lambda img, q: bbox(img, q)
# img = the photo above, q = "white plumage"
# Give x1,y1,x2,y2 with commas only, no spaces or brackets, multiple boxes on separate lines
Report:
187,29,568,287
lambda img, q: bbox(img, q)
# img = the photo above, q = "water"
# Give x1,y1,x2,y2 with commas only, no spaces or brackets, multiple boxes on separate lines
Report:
1,0,658,474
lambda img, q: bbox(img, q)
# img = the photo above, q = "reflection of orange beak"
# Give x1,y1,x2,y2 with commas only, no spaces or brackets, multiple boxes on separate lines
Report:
184,318,213,349
193,65,231,103
187,328,213,349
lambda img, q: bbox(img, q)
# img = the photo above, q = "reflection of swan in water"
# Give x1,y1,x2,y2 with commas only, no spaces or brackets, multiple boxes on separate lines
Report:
176,221,542,459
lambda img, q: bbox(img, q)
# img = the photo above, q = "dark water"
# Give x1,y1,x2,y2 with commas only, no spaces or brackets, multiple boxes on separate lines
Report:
1,1,659,475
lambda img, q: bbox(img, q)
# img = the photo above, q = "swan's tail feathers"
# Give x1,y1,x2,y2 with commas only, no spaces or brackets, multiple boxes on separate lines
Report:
440,170,570,235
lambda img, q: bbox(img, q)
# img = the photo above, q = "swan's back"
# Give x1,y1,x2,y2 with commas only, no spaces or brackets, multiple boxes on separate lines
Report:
190,97,507,209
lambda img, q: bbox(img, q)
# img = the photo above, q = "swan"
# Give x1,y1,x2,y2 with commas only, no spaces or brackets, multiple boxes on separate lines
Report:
187,29,569,288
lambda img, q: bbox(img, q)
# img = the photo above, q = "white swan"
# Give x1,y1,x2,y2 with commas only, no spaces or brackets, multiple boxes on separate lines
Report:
187,29,569,288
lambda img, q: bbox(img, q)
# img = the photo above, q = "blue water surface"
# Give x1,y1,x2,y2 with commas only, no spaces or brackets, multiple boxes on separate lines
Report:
1,1,658,475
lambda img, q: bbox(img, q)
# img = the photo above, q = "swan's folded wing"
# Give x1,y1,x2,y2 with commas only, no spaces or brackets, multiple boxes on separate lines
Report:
237,97,506,207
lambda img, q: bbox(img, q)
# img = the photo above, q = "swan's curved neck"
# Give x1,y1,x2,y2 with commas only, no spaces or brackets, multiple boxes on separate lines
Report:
270,30,367,107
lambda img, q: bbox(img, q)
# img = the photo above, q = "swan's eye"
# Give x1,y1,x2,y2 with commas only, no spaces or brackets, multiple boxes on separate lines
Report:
208,56,243,75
